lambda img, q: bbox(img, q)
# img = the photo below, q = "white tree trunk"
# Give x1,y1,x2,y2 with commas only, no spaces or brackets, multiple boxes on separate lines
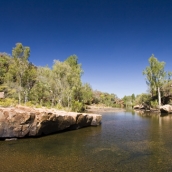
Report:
24,91,28,104
158,87,161,107
67,96,70,110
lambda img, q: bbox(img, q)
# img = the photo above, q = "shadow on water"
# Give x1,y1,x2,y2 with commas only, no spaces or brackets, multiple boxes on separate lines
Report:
160,113,169,117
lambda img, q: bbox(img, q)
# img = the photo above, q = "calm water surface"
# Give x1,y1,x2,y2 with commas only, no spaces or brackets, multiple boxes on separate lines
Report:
0,111,172,172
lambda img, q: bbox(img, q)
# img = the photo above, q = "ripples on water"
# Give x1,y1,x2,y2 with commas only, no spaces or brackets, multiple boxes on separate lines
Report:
0,111,172,171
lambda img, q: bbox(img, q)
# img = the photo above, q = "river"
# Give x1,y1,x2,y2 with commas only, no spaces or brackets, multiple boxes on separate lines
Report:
0,110,172,171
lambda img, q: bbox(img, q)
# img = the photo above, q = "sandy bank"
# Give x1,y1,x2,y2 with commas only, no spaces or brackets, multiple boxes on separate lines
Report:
86,105,125,113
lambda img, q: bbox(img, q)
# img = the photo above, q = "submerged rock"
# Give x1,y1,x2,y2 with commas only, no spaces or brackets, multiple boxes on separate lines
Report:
5,138,17,141
0,106,102,138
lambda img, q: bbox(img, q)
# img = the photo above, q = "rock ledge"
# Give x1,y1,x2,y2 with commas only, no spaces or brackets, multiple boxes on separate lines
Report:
0,106,101,138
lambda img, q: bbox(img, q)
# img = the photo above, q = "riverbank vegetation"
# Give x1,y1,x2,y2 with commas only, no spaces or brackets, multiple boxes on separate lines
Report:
0,43,120,111
1,44,171,111
122,55,172,109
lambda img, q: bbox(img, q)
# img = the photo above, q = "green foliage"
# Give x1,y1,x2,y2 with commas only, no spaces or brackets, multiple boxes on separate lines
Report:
162,80,172,97
134,93,151,105
143,54,171,106
0,98,17,107
122,95,133,107
113,104,121,108
0,43,122,111
143,55,166,93
22,101,36,107
92,90,119,107
150,100,158,108
124,95,135,108
71,100,84,112
6,43,31,104
65,55,78,68
0,44,88,111
0,53,10,84
81,83,93,105
55,103,63,110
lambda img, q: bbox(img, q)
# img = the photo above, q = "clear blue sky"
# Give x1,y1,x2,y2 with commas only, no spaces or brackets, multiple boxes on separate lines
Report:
0,0,172,98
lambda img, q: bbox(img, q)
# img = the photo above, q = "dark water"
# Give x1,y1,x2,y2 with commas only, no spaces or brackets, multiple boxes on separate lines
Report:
1,111,172,172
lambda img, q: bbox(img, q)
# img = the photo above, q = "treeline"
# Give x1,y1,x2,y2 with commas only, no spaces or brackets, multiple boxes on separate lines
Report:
0,43,120,111
3,44,168,111
122,55,172,109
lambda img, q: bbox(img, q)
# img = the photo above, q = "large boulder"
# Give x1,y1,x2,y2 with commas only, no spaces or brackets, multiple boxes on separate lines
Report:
0,106,102,138
160,104,172,113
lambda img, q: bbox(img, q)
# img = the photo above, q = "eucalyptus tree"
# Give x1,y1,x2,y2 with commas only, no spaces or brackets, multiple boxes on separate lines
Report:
29,55,83,109
11,43,30,104
30,66,52,106
134,93,151,106
122,95,132,108
143,55,167,107
0,53,10,85
0,53,12,98
64,55,83,109
52,60,72,107
81,83,93,105
22,63,37,103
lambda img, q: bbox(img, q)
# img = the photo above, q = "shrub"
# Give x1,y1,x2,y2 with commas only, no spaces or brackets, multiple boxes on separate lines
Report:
150,100,158,108
71,101,84,112
56,103,63,110
0,98,17,107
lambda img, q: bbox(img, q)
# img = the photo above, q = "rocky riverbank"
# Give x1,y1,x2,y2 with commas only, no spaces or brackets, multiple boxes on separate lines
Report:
133,104,172,114
0,105,101,139
86,105,125,113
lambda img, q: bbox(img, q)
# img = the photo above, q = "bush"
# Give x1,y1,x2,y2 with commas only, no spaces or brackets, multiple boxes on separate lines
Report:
113,104,121,108
23,101,34,107
134,93,151,105
0,98,17,107
150,100,158,108
71,101,84,112
56,103,63,110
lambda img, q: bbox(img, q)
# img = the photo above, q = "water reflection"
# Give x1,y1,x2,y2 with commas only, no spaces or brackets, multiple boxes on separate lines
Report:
0,111,172,171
